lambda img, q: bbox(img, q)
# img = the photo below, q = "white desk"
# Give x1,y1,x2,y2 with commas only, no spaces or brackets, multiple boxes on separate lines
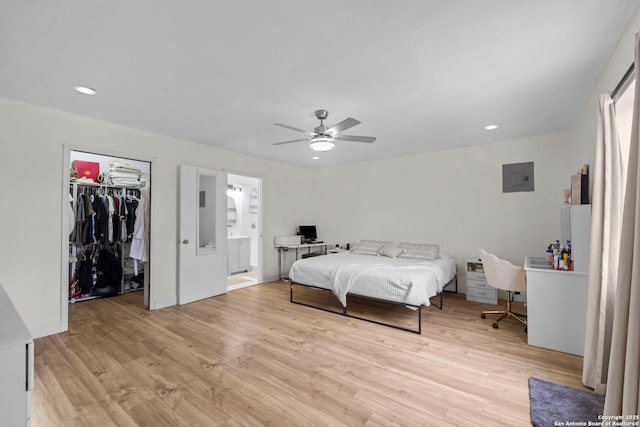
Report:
275,243,328,279
525,256,588,356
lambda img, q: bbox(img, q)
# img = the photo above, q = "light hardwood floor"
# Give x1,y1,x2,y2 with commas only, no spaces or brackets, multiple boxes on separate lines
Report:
32,282,585,426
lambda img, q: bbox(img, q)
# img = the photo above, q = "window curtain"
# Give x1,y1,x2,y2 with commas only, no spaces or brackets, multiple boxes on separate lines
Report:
582,93,623,394
603,33,640,417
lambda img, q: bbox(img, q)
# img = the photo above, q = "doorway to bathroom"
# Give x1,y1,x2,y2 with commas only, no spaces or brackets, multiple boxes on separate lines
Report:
226,172,263,290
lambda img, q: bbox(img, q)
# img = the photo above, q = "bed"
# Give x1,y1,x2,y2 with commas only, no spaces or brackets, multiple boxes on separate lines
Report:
288,241,457,334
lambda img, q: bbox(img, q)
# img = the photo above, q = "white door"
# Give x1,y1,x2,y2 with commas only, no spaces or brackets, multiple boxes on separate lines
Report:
178,165,227,304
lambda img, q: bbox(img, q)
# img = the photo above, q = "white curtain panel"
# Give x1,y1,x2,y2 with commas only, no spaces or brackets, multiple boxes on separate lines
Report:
582,94,624,394
604,32,640,417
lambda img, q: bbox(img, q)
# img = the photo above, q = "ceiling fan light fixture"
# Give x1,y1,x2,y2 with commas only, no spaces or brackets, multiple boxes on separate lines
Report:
273,110,374,150
309,136,335,151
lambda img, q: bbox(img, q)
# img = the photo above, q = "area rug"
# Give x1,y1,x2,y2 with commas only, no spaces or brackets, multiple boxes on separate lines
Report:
529,377,604,427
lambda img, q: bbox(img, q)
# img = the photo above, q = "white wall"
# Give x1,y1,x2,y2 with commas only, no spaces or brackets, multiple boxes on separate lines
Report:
310,132,570,292
568,7,640,189
0,96,310,337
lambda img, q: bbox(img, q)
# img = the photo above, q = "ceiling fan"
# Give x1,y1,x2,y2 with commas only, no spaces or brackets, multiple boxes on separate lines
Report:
273,109,376,151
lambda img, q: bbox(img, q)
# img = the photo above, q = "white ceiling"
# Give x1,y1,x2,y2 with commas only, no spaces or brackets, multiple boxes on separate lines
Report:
0,1,637,168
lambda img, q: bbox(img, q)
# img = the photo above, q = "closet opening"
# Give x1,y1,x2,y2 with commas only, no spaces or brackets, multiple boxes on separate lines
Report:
63,148,153,328
226,172,263,290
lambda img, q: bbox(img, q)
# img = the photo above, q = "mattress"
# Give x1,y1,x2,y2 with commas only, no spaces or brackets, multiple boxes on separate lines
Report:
289,251,457,307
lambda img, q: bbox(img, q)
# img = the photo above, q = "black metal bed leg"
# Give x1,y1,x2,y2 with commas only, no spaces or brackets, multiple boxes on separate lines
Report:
289,282,424,334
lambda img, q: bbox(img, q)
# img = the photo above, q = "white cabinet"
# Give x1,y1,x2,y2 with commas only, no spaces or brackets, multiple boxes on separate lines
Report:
525,257,588,355
465,258,498,304
228,236,250,274
523,206,591,355
0,283,34,426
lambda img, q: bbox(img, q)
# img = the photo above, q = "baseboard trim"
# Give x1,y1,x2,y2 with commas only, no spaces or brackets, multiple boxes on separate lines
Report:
30,319,65,339
263,274,280,283
152,295,177,310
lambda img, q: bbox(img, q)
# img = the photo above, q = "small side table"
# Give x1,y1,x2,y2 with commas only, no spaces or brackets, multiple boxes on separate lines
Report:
465,258,498,304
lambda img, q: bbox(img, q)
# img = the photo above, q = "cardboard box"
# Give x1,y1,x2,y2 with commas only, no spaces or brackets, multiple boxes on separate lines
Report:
571,174,589,204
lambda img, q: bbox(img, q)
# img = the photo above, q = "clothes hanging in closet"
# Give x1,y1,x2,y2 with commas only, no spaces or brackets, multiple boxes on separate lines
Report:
72,186,140,247
129,187,149,275
69,181,145,300
125,197,138,239
73,192,96,246
92,194,109,245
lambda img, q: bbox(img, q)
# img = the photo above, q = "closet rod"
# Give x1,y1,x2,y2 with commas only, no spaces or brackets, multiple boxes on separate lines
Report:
612,63,635,102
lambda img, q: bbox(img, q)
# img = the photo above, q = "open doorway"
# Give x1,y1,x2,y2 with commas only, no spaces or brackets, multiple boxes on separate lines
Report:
61,146,153,331
226,173,263,290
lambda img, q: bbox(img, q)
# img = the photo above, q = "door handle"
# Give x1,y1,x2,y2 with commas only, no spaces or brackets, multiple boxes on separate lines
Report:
182,239,189,244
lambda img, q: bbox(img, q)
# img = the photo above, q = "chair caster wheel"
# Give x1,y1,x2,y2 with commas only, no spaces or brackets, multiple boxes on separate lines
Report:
492,323,499,329
481,313,486,319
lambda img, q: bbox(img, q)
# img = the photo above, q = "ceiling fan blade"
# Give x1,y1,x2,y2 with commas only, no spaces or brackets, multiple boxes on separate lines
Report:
274,123,308,133
334,135,376,143
326,117,361,134
272,138,308,146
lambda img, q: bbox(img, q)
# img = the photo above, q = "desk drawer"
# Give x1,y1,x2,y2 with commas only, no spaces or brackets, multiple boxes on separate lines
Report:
466,286,498,304
467,271,486,281
467,278,491,289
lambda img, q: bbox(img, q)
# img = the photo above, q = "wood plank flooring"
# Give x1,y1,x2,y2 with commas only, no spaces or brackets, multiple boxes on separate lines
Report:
32,282,585,426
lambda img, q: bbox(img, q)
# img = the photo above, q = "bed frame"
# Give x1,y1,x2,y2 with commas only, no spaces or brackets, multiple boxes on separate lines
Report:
289,275,457,334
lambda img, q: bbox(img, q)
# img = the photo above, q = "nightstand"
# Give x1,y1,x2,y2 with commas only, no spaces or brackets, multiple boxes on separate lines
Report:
465,258,498,304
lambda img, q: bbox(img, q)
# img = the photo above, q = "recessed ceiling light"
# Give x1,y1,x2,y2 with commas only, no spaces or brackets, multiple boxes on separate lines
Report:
484,124,499,130
312,156,320,160
73,86,98,96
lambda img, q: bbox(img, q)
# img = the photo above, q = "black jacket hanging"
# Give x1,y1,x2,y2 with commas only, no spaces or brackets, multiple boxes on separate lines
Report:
92,248,122,297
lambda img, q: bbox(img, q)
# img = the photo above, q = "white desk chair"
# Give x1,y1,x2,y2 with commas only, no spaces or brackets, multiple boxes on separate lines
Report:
479,248,527,332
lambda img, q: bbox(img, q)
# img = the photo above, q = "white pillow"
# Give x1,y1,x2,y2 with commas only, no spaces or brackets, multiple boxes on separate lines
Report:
379,245,404,258
350,239,391,256
397,242,440,260
351,247,380,256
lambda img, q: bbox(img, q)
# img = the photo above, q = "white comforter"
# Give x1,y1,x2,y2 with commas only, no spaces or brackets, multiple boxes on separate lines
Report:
289,252,456,307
